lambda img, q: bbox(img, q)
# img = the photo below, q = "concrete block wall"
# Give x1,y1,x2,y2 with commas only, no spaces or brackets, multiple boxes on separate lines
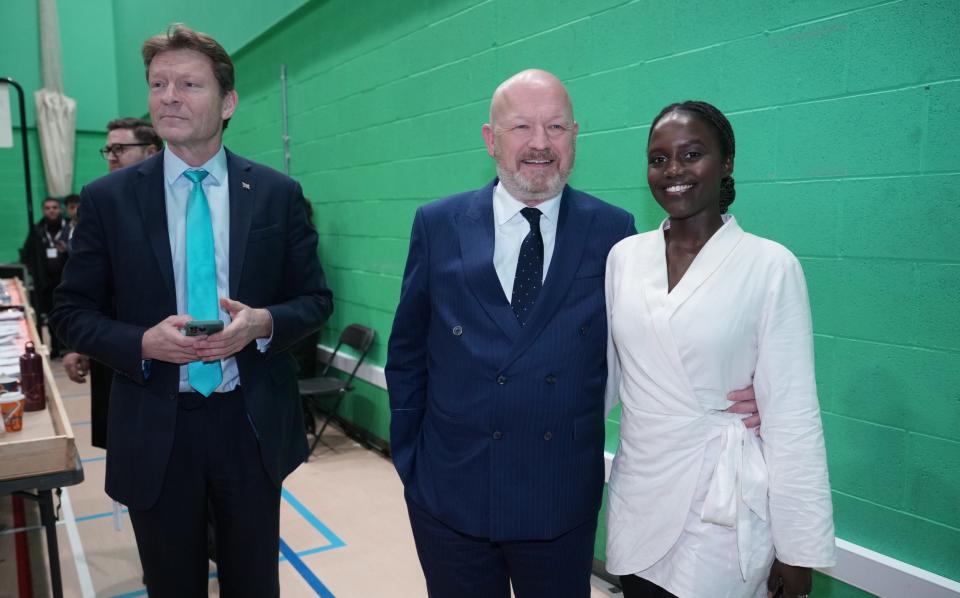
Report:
221,0,960,588
222,1,959,589
0,0,952,593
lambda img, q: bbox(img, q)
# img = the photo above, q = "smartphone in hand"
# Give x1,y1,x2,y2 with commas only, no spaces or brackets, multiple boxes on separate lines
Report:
184,320,224,336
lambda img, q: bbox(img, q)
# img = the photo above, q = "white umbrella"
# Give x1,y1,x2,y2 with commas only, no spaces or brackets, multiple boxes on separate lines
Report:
33,0,76,198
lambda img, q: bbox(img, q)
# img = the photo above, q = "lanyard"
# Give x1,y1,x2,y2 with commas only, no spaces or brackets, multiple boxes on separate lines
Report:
43,223,64,248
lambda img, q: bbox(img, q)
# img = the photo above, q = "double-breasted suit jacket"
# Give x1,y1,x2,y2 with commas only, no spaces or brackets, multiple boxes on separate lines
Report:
386,179,635,541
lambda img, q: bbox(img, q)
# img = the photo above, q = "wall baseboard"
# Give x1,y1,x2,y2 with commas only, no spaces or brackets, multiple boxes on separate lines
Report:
320,345,960,597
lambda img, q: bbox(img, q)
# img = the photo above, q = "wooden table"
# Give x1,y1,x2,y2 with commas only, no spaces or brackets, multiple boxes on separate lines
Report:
0,277,83,598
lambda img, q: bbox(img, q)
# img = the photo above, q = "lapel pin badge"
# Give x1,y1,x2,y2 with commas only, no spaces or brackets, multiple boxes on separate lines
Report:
241,181,251,190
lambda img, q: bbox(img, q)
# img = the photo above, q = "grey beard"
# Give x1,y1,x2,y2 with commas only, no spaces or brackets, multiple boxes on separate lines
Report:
495,164,570,203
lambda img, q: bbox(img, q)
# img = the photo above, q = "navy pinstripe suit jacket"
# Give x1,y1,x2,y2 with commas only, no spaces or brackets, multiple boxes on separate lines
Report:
386,180,636,541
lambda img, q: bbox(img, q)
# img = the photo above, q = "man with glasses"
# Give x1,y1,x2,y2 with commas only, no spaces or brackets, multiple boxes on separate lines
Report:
100,117,163,171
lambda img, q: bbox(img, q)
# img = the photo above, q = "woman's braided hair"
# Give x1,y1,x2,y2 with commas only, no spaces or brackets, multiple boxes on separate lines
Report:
648,101,737,213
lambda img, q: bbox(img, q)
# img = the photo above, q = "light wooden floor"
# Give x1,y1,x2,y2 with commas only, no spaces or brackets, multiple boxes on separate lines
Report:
1,359,620,597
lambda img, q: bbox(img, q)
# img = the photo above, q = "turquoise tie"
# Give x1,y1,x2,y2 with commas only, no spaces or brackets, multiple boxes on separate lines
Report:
184,169,222,396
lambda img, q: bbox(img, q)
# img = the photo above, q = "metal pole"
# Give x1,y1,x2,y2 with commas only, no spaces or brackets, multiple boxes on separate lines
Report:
0,77,35,233
280,64,290,175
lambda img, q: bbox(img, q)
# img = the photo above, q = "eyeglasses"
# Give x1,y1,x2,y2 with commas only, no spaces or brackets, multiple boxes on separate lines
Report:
99,143,151,159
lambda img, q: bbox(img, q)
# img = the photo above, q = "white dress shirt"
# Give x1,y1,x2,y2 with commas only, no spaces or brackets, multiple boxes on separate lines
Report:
491,183,561,302
163,146,240,393
604,216,835,596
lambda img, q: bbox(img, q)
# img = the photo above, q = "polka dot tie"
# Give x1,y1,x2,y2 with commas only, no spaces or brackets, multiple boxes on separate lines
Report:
511,208,543,326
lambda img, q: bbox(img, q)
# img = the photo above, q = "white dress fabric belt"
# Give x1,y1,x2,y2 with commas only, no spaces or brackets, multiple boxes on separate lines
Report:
700,412,769,580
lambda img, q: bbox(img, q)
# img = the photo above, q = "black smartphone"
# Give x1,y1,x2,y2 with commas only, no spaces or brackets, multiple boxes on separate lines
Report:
184,320,224,336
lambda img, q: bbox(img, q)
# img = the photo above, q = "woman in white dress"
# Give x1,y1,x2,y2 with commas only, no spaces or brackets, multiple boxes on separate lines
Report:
604,101,836,598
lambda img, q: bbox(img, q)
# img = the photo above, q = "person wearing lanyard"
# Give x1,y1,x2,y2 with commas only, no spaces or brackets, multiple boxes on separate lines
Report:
20,196,69,357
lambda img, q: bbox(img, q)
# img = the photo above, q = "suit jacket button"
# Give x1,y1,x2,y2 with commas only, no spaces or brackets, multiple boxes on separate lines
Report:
493,430,503,440
579,325,589,336
545,374,556,384
452,325,463,336
543,431,553,441
496,375,507,385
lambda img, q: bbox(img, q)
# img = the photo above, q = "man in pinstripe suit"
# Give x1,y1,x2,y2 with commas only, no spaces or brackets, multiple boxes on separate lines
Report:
386,70,757,597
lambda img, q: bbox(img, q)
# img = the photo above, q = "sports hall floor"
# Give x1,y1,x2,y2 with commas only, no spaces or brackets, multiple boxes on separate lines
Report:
1,360,620,597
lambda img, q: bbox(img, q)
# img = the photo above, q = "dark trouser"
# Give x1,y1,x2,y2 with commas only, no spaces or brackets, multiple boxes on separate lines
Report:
620,575,677,598
128,389,280,598
406,498,597,598
89,359,112,449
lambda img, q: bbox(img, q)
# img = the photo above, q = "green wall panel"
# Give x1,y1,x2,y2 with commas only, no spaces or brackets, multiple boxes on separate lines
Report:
111,0,309,118
218,1,960,588
0,0,118,130
2,0,955,594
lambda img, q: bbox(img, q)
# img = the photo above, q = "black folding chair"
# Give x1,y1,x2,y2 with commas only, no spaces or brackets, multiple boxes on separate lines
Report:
300,323,376,457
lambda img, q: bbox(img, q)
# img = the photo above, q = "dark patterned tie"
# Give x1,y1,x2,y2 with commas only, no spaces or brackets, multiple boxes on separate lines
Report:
511,207,543,326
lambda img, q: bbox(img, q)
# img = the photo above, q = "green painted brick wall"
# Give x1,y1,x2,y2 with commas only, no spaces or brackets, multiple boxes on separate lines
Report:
1,0,956,593
222,1,959,591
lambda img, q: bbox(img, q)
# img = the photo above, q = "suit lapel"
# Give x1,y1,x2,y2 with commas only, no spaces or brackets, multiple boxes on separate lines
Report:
458,181,521,343
226,149,255,298
134,153,176,304
504,185,593,366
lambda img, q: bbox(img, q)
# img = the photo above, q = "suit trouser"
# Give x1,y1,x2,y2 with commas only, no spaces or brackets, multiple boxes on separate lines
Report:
128,388,280,598
406,497,597,598
88,359,112,449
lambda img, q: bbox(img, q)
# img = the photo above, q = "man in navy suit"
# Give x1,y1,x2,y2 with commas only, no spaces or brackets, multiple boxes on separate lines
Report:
387,69,633,597
387,70,758,597
51,24,332,597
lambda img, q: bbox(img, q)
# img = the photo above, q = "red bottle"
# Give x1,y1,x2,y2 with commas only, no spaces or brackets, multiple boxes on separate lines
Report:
20,341,46,412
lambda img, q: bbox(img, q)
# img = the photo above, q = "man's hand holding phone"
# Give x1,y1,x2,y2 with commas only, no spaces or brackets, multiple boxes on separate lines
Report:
141,314,204,364
194,298,273,362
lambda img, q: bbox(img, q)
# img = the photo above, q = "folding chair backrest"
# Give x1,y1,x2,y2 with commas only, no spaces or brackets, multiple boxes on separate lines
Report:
319,324,376,384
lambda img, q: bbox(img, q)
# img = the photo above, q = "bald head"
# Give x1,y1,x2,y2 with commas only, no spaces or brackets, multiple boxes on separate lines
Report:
482,69,579,206
489,69,574,125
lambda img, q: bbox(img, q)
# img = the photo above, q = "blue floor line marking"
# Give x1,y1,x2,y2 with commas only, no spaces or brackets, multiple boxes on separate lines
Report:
278,543,341,562
75,511,112,523
80,455,106,463
71,420,91,426
280,538,336,598
281,487,346,549
75,507,127,522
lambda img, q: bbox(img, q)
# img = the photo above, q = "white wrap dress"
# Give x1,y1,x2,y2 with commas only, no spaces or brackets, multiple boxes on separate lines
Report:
604,216,836,597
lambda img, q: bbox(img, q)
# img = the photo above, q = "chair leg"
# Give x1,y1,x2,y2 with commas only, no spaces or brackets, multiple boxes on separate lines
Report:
317,392,347,438
303,399,316,436
307,426,324,460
